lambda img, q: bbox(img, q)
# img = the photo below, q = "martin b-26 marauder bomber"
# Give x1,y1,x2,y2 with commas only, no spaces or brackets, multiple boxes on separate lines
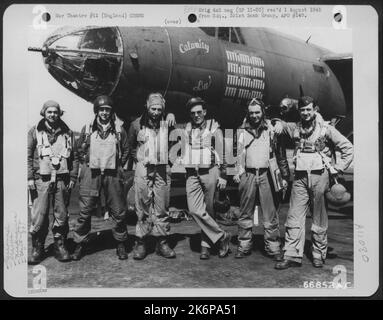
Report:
28,26,352,139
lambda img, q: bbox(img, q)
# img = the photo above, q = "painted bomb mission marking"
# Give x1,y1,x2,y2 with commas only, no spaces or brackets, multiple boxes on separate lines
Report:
225,50,265,100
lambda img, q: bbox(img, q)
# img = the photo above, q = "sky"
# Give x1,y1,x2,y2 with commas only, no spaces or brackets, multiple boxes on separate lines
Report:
27,26,352,131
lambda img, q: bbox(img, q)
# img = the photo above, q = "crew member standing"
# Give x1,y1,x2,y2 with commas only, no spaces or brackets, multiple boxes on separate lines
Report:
72,95,129,261
27,100,77,264
127,93,176,260
274,96,353,269
233,99,289,260
182,97,231,260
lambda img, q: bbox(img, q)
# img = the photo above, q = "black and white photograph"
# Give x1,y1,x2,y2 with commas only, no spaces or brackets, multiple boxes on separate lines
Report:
2,4,380,298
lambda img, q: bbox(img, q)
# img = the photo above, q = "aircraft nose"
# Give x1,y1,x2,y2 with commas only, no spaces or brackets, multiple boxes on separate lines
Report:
29,27,123,102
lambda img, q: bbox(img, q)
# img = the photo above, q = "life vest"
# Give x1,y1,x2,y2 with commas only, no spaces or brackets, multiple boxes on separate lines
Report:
238,120,274,169
293,120,329,172
36,129,71,175
182,119,220,168
136,120,169,165
86,118,123,172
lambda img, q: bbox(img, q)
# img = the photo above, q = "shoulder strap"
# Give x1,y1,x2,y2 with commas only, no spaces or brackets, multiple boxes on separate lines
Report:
35,128,43,146
207,119,212,132
266,119,274,140
86,122,93,135
244,130,256,149
185,122,192,133
265,120,275,158
35,128,44,157
114,118,123,144
293,122,301,140
64,131,72,150
320,121,330,138
41,130,50,146
114,117,123,134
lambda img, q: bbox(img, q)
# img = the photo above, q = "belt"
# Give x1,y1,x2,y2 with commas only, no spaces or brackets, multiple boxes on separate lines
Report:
185,167,210,176
40,173,69,182
245,168,268,174
145,163,168,168
295,169,324,176
84,163,117,169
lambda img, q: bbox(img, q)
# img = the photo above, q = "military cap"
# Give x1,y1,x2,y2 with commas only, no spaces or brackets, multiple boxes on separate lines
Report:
186,96,206,111
40,100,64,117
93,95,114,113
146,93,165,109
298,96,316,108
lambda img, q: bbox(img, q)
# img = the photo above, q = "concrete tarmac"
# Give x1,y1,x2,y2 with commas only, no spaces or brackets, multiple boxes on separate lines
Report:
27,177,353,290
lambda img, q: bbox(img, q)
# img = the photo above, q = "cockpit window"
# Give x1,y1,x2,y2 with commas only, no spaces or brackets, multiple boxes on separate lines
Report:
233,28,245,44
218,27,230,42
44,27,123,101
53,31,85,50
79,28,120,53
200,27,245,44
230,28,239,44
199,27,217,37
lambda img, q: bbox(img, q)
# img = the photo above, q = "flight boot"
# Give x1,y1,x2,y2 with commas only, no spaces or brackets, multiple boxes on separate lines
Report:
235,246,251,259
72,241,86,261
28,234,45,265
156,237,176,259
53,236,71,262
312,258,324,268
116,241,128,260
218,231,231,258
264,251,284,262
274,259,302,270
200,246,210,260
133,238,147,260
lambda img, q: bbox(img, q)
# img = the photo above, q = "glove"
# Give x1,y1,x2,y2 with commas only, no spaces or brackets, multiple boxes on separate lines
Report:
217,177,227,190
28,179,36,190
233,174,241,184
166,113,176,126
68,180,76,190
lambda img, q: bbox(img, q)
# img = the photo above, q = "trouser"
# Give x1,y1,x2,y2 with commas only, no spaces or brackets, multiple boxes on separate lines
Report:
73,166,127,243
283,170,329,263
237,169,281,254
29,176,70,240
134,162,171,238
186,166,224,248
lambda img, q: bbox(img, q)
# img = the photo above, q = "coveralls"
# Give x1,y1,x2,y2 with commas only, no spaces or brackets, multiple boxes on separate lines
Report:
127,116,171,238
73,117,129,243
236,119,290,254
182,119,227,249
27,119,78,240
281,118,353,263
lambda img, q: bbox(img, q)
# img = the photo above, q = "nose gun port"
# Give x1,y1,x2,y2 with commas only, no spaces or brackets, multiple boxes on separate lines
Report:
28,27,124,102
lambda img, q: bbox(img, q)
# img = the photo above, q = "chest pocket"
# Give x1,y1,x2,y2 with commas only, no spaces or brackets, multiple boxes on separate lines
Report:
295,152,324,171
89,131,117,171
244,130,271,169
294,122,328,171
37,131,71,175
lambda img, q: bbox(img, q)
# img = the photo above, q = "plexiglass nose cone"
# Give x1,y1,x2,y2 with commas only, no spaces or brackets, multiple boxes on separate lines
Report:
42,27,123,101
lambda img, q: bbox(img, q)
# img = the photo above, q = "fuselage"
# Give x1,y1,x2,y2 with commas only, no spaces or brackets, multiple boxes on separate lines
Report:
40,26,347,129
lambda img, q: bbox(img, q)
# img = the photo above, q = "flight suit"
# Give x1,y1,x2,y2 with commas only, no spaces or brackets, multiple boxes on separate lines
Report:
182,119,227,249
280,118,353,263
27,119,78,241
236,120,290,254
127,117,171,238
73,118,129,243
